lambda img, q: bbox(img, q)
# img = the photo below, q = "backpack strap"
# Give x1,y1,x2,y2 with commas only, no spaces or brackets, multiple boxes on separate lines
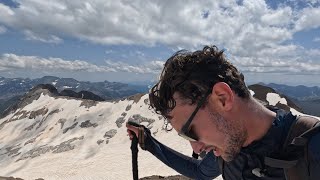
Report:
264,157,299,169
291,121,320,146
283,116,320,148
264,116,320,169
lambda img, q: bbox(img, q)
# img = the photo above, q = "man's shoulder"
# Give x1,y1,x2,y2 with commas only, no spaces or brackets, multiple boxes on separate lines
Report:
290,115,320,160
308,127,320,157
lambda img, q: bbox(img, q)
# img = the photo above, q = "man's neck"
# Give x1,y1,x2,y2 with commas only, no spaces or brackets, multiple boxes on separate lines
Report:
238,97,276,147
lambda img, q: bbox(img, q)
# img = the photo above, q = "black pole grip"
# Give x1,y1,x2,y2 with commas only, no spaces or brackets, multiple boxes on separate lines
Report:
131,135,139,180
128,121,140,180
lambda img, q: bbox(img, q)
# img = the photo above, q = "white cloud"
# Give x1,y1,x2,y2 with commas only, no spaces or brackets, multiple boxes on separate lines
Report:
261,7,292,26
234,54,320,74
0,54,116,73
3,52,319,76
0,0,317,56
105,60,163,74
0,53,164,74
0,25,6,34
105,50,113,54
0,0,304,48
307,48,320,56
295,7,320,31
24,30,63,44
0,1,318,49
313,37,320,42
0,0,319,79
0,3,15,17
306,0,320,5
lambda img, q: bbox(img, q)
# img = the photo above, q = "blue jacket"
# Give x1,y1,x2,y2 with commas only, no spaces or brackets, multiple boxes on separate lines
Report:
143,109,320,180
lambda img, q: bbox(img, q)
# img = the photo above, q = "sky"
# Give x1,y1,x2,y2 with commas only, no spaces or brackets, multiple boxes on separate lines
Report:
0,0,319,86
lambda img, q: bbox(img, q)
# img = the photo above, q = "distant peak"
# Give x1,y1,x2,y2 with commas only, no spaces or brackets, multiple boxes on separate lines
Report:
1,84,59,118
32,84,59,95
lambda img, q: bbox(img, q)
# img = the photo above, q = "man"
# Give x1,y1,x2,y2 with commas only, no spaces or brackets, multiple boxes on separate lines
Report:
126,45,320,180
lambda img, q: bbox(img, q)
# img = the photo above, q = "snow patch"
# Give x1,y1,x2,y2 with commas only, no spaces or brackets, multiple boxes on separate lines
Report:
249,90,255,96
62,86,73,89
266,93,287,106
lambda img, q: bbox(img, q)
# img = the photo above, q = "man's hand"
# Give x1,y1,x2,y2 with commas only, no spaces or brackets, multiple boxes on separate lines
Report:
126,122,147,150
126,122,140,140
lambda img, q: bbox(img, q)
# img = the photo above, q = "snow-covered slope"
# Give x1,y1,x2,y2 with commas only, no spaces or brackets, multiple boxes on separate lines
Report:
0,84,318,180
0,92,194,180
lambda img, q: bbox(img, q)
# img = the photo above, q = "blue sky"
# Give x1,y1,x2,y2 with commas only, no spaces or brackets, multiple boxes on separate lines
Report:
0,0,319,86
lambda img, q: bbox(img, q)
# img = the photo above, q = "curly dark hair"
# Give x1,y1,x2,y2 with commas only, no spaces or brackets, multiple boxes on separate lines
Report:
149,45,250,118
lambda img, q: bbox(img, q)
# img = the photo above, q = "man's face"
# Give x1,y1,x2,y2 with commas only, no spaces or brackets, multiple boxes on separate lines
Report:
169,93,247,162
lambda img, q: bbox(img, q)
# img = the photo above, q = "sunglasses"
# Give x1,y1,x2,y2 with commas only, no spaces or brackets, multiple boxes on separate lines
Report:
178,90,211,141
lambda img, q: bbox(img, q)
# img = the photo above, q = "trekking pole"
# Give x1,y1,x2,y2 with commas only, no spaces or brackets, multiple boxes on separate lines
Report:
128,121,140,180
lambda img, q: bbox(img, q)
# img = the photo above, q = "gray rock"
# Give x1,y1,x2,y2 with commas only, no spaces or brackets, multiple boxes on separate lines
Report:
36,116,48,130
80,120,98,128
35,109,59,130
52,143,74,154
153,129,159,136
29,107,48,119
128,114,155,127
0,176,24,180
126,93,144,103
11,110,30,121
47,109,60,116
24,133,43,146
115,117,125,128
144,98,149,105
79,100,98,108
17,145,52,161
5,146,21,157
24,120,40,131
125,104,132,111
18,136,84,161
58,118,67,129
104,129,117,139
24,138,36,146
63,122,78,134
97,139,104,145
0,110,30,130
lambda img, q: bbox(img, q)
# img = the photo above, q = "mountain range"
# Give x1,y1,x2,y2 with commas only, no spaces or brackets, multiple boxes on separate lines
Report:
0,82,318,180
1,76,319,118
263,83,320,100
261,83,320,116
0,76,149,116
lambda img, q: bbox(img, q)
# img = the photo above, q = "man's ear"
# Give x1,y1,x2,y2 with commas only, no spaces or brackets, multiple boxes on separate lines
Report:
209,82,234,111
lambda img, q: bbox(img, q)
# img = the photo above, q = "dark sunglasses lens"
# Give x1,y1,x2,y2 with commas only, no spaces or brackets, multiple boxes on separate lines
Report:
179,132,197,141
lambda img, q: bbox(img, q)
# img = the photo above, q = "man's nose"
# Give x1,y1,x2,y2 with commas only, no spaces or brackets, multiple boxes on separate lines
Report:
190,141,205,154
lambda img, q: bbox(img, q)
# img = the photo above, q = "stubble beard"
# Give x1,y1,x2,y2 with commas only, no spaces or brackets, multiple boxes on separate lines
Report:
209,111,247,162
